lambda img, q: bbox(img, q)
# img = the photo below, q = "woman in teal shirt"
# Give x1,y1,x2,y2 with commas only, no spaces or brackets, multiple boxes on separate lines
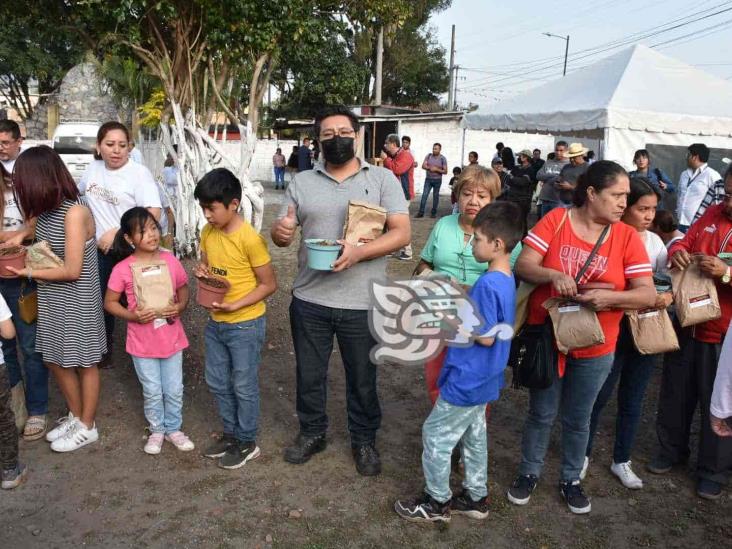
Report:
416,165,521,403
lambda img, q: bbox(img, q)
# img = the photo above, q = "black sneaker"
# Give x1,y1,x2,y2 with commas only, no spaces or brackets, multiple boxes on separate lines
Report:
1,464,28,490
394,493,450,523
507,474,538,505
415,213,424,218
559,480,591,514
451,490,489,519
218,441,261,470
352,443,381,476
697,478,723,500
203,434,236,459
646,454,674,475
283,433,326,464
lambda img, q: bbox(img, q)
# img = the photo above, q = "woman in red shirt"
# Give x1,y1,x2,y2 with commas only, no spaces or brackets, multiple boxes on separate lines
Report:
506,161,656,514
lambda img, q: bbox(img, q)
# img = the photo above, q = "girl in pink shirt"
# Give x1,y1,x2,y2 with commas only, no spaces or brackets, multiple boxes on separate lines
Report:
104,207,194,455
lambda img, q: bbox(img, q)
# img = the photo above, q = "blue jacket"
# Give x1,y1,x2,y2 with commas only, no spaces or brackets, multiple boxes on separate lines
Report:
629,165,674,194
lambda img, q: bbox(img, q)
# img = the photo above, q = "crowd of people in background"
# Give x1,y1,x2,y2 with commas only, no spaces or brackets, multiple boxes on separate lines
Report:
0,109,731,532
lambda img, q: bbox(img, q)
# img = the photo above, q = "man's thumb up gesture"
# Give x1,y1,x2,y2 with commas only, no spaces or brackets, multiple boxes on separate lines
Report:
272,204,297,246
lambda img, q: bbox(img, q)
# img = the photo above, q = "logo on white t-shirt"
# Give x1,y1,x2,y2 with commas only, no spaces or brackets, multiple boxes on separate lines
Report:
86,181,120,206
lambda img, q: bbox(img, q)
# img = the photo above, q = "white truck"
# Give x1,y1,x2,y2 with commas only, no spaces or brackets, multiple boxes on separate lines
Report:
52,122,99,182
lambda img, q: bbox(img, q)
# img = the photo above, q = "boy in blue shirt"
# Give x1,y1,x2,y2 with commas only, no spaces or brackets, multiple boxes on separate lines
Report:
394,201,522,523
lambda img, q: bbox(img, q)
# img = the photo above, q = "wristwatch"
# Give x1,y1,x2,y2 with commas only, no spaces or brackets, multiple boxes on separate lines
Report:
722,266,731,284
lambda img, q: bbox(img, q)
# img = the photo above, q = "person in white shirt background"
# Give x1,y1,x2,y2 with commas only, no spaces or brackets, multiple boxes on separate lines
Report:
711,321,732,437
0,120,23,173
128,140,145,165
78,122,162,367
676,143,721,232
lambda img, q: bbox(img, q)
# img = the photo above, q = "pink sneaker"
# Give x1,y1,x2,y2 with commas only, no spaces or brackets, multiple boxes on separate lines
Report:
144,432,164,455
165,431,195,451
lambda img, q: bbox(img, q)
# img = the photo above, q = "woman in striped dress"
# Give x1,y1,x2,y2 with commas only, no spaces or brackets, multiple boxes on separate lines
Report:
9,146,106,452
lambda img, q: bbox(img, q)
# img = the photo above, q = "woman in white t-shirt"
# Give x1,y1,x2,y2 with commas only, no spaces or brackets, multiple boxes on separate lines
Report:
0,162,48,440
78,122,161,366
584,176,672,490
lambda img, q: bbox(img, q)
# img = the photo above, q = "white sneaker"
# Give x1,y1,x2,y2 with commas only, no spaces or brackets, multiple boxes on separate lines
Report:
45,413,77,442
580,456,589,480
144,432,164,455
611,461,643,489
50,421,99,452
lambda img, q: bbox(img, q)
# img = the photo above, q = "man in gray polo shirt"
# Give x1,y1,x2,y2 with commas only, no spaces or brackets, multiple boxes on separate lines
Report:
271,105,410,476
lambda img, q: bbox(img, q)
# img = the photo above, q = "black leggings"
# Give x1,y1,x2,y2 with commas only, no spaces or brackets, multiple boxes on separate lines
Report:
0,365,18,470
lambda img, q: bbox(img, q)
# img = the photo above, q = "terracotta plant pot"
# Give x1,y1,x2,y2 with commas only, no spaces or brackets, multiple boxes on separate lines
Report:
577,282,615,294
196,276,231,309
0,246,26,278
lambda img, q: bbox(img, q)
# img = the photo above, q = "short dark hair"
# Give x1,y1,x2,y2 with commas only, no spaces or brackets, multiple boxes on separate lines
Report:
573,160,628,207
13,145,80,219
194,168,242,207
633,149,649,163
496,142,504,150
401,136,411,143
314,105,359,138
385,134,400,147
452,166,462,175
556,140,568,148
433,142,442,149
0,120,21,139
547,153,556,160
472,201,523,252
500,147,515,169
469,151,478,159
97,121,130,144
533,148,541,154
628,176,660,208
653,209,678,233
688,143,710,163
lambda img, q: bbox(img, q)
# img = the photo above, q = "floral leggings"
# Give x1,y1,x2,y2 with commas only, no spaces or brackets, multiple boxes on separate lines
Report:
0,365,18,470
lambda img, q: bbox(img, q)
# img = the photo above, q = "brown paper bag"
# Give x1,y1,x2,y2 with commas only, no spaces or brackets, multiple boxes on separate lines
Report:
342,200,387,245
130,260,175,314
670,261,721,328
543,297,605,354
626,308,679,355
25,240,63,270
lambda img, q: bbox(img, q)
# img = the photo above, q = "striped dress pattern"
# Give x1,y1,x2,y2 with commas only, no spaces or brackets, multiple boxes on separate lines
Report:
35,198,107,367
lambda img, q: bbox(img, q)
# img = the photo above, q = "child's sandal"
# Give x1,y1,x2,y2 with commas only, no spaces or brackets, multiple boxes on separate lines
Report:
23,415,47,441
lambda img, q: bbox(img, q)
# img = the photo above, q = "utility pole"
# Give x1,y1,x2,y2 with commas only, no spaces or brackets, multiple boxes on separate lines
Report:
447,24,456,110
374,26,384,106
453,66,460,110
543,32,570,76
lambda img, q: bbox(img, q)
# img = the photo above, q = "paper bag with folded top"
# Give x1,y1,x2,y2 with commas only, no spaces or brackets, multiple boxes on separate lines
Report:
543,297,605,354
130,260,175,315
25,240,63,270
342,200,387,245
625,308,679,355
670,259,721,327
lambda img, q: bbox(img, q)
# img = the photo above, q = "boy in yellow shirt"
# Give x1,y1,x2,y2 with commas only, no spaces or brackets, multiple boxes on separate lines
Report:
194,168,277,469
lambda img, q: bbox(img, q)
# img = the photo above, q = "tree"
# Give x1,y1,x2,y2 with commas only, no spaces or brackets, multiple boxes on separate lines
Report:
0,2,85,120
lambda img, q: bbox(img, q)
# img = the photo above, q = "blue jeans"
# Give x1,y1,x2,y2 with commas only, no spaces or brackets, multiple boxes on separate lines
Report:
419,179,442,216
97,250,117,348
518,353,614,482
586,321,657,463
289,297,381,445
204,316,266,443
132,352,184,434
274,167,286,187
423,397,488,503
0,277,47,415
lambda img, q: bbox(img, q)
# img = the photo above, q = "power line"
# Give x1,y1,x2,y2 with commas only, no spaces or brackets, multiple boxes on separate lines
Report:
458,5,732,89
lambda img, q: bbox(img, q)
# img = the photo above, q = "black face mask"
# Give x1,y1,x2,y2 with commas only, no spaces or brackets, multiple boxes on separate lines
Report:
321,136,355,165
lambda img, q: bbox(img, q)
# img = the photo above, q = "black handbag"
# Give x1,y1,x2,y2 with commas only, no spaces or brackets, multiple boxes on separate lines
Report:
509,219,610,389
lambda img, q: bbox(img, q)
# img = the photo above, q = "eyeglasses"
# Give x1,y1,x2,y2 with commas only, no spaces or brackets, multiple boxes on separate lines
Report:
320,128,356,140
0,139,19,149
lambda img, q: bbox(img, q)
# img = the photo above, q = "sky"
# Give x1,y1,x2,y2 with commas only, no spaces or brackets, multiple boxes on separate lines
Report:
429,0,732,110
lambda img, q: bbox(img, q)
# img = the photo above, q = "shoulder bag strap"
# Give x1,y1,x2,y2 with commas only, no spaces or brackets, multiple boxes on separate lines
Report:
574,223,610,284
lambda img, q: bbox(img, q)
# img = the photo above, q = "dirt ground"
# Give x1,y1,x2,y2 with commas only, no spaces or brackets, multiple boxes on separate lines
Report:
2,186,731,549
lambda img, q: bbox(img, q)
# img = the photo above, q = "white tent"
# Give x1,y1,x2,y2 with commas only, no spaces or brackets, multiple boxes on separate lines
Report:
462,45,732,167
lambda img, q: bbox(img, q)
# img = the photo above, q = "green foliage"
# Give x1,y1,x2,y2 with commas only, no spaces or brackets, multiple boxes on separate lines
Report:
0,1,86,119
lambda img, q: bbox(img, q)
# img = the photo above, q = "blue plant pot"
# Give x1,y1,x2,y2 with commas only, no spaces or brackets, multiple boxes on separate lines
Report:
305,239,342,271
